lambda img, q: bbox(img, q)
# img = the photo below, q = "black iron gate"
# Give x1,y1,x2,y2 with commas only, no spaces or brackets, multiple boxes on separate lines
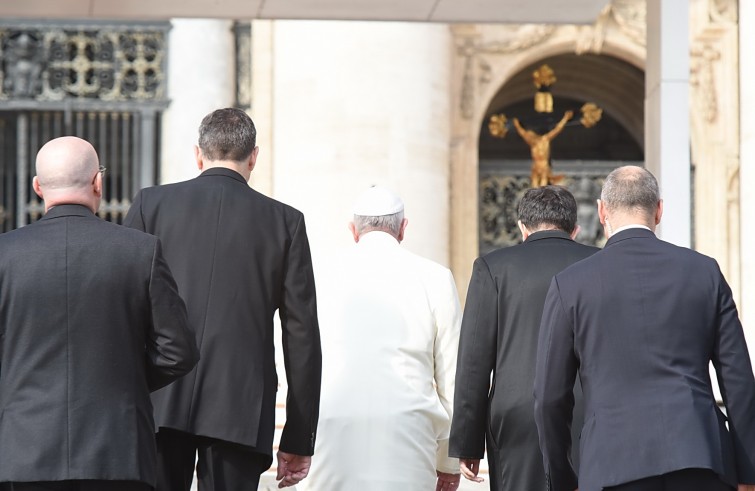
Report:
0,20,169,231
0,109,157,231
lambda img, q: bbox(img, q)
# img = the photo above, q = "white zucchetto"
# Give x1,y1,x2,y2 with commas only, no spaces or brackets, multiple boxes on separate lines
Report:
352,186,404,216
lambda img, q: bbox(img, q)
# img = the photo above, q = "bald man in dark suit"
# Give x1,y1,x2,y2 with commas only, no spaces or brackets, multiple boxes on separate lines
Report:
0,136,198,491
535,166,755,491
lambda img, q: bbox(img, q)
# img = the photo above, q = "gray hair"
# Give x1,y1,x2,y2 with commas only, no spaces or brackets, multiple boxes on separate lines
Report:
353,211,404,237
600,166,660,217
198,108,256,162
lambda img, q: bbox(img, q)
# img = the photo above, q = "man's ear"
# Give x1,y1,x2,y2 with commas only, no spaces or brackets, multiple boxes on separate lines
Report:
655,199,663,225
397,218,408,243
194,145,204,171
32,176,44,199
248,146,260,173
570,224,581,240
597,199,607,225
92,172,103,198
348,222,360,243
517,220,530,240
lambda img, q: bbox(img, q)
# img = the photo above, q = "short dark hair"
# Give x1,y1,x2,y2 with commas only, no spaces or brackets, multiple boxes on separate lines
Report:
517,185,578,233
198,108,257,162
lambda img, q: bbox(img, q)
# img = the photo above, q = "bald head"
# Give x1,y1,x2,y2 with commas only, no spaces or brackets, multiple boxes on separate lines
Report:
33,137,102,212
36,137,99,189
600,166,660,216
598,165,662,235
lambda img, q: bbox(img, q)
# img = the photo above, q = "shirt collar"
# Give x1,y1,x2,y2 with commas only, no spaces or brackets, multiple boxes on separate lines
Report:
357,230,401,247
611,224,652,236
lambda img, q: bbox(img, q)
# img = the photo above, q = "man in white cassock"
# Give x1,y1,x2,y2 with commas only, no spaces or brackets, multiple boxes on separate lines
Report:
300,186,462,491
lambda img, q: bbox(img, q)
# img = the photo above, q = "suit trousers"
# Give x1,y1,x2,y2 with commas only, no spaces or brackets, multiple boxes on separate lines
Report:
0,481,151,491
603,468,734,491
156,428,270,491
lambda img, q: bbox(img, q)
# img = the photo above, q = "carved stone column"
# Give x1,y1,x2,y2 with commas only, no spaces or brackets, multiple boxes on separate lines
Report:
160,19,235,185
645,0,691,247
739,0,754,329
689,0,741,307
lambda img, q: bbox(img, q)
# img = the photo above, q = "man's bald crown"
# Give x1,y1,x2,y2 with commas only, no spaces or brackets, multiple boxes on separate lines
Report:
36,136,99,190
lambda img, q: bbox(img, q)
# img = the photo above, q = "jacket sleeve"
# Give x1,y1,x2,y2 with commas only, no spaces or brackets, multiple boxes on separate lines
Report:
278,213,323,456
123,190,146,231
145,238,199,392
533,276,578,491
449,257,498,459
712,268,755,483
434,268,462,473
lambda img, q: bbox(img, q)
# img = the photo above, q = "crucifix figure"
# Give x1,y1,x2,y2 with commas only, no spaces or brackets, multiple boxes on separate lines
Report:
512,110,573,187
488,64,603,187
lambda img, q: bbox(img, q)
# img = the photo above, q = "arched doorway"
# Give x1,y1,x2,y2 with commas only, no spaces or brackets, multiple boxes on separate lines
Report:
477,53,644,253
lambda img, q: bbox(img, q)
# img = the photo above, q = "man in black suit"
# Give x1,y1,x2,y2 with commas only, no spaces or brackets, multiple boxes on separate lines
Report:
124,108,322,491
0,136,198,491
534,166,755,491
450,185,598,490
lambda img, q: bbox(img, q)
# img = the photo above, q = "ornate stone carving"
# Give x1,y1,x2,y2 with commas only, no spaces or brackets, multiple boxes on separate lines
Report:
479,174,529,248
479,162,616,253
610,0,647,47
690,43,721,122
576,0,646,54
709,0,737,24
1,32,44,98
688,0,740,302
0,24,168,102
455,25,555,119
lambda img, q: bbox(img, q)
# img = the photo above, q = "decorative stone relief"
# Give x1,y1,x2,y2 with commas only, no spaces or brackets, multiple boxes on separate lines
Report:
0,24,168,102
609,0,647,47
454,25,556,119
688,0,740,302
710,0,737,23
478,162,617,253
576,0,646,55
690,43,721,123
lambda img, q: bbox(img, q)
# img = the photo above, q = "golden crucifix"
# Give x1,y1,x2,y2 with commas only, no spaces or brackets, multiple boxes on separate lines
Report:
488,64,603,187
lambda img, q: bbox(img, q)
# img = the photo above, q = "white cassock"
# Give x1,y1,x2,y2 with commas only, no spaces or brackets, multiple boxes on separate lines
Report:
300,231,461,491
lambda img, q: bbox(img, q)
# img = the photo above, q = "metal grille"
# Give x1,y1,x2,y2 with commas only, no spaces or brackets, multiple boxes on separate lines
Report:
479,159,644,254
0,110,149,230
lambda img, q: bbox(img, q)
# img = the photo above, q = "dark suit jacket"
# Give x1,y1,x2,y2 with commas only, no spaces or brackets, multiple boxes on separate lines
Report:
124,167,322,460
534,228,755,491
0,204,198,485
450,230,598,491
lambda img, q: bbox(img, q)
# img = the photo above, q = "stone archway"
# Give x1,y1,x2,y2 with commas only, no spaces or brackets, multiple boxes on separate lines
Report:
478,53,644,254
449,14,647,299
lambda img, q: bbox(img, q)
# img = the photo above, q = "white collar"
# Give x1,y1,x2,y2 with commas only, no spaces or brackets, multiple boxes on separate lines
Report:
611,224,652,235
357,230,400,247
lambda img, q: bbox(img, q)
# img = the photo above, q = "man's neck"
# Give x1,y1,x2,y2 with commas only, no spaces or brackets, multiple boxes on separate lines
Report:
203,162,249,181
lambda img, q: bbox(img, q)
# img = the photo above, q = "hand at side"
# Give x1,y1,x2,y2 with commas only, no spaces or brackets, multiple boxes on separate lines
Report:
276,451,312,488
437,471,461,491
459,458,484,483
